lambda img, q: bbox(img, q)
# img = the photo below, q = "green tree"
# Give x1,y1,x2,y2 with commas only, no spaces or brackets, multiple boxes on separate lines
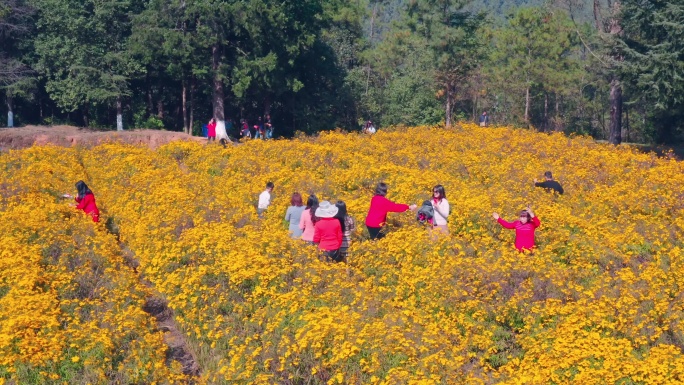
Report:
488,7,581,128
404,0,485,127
618,0,684,143
0,0,35,128
33,0,142,129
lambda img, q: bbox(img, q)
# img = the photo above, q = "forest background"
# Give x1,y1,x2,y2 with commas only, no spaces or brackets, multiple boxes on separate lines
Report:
1,0,683,145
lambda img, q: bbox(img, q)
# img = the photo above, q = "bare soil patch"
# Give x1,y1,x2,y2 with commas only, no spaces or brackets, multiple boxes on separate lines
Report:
0,125,206,151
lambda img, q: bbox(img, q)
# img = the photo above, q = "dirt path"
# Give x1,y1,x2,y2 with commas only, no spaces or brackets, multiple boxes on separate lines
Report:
0,125,206,151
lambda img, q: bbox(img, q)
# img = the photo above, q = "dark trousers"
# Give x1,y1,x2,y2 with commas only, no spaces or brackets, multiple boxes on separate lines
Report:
367,226,385,240
322,249,343,263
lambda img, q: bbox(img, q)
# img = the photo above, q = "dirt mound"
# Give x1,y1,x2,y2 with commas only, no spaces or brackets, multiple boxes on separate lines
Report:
0,125,207,151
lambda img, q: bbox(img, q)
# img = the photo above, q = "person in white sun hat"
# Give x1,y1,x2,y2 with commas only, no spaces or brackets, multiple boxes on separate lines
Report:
313,201,343,262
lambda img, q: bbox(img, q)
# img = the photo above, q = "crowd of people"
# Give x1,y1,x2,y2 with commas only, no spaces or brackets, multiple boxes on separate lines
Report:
62,169,564,261
255,172,564,262
205,115,274,142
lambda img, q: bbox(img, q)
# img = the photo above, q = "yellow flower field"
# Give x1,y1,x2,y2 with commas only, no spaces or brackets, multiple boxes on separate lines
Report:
1,123,683,384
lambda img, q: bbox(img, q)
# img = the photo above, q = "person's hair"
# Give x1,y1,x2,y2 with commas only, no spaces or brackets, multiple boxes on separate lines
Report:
544,171,553,179
306,194,318,209
433,185,446,200
75,180,92,199
374,182,388,196
519,210,531,221
334,200,348,232
266,182,274,189
291,192,303,207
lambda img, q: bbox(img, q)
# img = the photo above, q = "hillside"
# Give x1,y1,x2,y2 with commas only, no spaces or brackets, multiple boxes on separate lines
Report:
0,124,683,384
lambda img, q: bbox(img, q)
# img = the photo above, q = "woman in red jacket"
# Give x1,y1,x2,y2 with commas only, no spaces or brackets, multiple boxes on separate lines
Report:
207,118,217,141
313,201,343,262
65,181,100,222
365,182,416,240
492,206,540,252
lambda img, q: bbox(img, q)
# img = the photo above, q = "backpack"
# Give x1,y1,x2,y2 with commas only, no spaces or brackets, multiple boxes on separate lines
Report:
416,200,434,224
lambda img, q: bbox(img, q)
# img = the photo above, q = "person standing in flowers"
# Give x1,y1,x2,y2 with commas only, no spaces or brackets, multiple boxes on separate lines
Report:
534,171,564,195
431,185,450,235
257,182,274,217
285,193,306,239
63,180,100,222
313,201,343,262
299,195,319,244
365,182,417,240
492,206,540,252
335,201,355,261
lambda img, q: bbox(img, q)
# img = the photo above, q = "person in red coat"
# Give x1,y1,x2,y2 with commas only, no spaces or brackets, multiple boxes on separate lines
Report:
313,201,343,262
64,181,100,222
207,118,217,141
365,182,417,240
492,206,540,252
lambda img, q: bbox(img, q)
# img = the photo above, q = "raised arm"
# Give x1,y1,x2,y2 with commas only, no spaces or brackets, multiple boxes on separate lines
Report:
496,217,517,229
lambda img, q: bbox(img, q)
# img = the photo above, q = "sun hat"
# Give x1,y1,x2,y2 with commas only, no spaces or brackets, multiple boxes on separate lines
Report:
315,201,339,218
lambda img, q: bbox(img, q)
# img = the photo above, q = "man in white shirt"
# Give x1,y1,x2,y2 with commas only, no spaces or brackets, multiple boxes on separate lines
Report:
258,182,274,217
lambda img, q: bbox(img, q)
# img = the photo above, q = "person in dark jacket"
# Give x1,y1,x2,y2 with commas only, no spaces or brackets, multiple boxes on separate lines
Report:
534,171,564,195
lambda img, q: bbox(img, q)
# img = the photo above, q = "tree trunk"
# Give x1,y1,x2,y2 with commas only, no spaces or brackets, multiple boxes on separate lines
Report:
83,104,90,128
544,92,548,132
555,96,561,132
6,95,13,128
189,76,195,135
146,73,154,116
116,97,123,131
212,44,227,140
625,105,630,142
157,98,164,119
264,95,271,117
182,79,188,134
365,3,378,95
445,84,453,128
524,86,530,125
609,77,622,144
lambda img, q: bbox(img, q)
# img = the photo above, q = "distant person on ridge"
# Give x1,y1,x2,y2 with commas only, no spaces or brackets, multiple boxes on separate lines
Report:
257,182,274,217
63,180,100,222
365,182,417,240
207,118,217,141
479,111,489,127
265,114,274,139
534,171,564,195
492,206,540,252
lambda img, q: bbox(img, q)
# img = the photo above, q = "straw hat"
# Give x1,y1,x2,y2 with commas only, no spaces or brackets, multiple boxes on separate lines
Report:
315,201,339,218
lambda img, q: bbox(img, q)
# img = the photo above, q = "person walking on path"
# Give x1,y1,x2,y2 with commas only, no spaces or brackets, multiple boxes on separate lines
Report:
479,111,489,127
365,182,417,240
207,118,217,141
285,193,306,239
431,185,450,235
534,171,564,195
335,201,355,261
299,195,319,244
257,182,274,217
313,201,343,262
64,180,100,222
492,206,540,252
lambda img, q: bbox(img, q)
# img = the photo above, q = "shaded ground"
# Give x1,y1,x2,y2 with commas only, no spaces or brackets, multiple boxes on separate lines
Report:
0,125,206,151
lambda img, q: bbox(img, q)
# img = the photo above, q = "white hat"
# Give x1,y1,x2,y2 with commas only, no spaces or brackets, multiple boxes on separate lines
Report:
315,201,339,218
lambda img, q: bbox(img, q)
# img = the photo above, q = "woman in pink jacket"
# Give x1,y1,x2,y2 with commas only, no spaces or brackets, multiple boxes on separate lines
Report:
299,194,319,244
492,206,540,252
